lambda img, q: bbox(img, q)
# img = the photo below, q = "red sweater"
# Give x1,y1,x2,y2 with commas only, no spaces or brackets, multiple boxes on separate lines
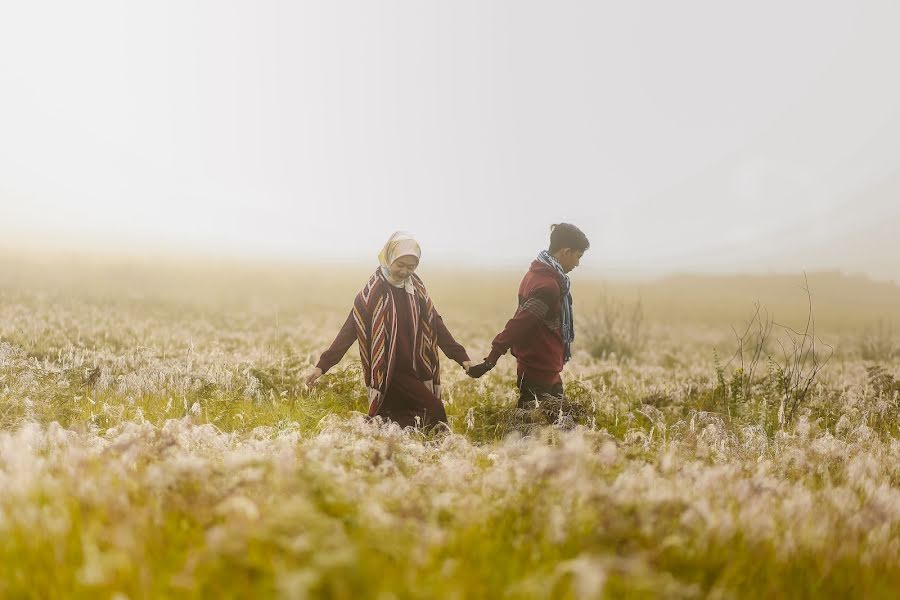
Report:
486,261,565,385
317,286,470,375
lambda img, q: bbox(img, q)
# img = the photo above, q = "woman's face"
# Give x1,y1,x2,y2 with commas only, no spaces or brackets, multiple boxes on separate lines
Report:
388,255,419,281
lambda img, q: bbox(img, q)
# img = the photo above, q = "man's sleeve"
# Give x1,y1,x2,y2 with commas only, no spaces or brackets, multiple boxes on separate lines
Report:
485,285,558,365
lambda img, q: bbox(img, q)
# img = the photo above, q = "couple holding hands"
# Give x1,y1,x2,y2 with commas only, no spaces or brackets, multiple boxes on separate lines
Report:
305,224,590,430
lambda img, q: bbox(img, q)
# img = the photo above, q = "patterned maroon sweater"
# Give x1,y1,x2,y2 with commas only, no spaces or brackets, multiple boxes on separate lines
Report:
317,286,469,375
486,261,565,385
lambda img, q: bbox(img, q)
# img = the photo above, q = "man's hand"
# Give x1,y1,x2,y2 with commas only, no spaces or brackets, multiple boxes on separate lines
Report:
462,361,472,373
466,361,494,379
305,367,324,388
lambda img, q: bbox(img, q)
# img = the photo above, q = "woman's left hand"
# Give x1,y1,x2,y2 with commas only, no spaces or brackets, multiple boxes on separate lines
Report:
305,367,324,388
462,361,472,373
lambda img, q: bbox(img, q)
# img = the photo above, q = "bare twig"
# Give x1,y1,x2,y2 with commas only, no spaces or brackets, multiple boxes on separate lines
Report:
722,273,833,426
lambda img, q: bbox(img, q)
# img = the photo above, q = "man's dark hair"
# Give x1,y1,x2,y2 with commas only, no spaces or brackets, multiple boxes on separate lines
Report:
549,223,590,254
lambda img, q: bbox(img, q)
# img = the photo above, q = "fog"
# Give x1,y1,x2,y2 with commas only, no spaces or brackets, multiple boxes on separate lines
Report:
2,1,899,279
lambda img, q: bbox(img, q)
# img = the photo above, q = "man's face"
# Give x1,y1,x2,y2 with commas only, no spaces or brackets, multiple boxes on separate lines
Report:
389,255,419,281
556,248,584,273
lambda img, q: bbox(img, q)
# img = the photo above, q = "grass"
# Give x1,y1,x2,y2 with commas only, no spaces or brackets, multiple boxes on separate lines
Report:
1,256,900,598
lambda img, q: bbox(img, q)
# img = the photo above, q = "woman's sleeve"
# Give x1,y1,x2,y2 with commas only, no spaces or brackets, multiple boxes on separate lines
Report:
433,309,470,365
316,311,358,373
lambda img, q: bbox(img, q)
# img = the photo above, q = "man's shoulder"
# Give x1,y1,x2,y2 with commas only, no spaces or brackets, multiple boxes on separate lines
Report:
520,269,561,299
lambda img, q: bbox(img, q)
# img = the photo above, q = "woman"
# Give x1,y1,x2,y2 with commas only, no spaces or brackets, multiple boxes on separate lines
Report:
305,232,471,429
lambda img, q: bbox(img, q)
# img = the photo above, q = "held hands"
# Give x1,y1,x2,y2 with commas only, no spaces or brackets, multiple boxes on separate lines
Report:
466,360,495,379
305,367,323,388
311,361,474,387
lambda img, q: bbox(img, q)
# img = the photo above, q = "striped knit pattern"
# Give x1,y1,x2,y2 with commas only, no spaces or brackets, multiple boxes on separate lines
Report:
352,270,440,416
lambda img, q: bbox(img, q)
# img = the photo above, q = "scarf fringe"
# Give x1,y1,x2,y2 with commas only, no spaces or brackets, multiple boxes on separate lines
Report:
367,388,382,415
422,380,442,401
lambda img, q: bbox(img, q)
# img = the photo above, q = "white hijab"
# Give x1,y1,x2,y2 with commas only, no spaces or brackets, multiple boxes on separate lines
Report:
378,231,421,293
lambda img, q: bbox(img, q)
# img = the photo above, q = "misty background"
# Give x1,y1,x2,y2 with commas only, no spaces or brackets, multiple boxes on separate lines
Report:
1,1,899,281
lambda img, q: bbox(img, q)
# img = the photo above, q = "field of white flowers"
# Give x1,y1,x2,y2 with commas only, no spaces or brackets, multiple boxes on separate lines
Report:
1,254,899,598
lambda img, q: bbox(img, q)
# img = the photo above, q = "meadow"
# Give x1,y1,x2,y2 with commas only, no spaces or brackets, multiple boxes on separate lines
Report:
1,251,899,599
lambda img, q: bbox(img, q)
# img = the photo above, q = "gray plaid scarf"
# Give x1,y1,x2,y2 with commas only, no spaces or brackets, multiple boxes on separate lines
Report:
537,250,574,362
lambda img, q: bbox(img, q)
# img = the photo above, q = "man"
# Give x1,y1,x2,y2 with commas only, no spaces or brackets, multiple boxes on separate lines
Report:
468,223,589,407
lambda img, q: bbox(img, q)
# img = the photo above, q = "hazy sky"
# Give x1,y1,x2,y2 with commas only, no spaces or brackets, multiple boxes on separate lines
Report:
2,1,899,278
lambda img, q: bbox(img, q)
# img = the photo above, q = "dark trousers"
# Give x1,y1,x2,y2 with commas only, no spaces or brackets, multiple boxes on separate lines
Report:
516,378,564,409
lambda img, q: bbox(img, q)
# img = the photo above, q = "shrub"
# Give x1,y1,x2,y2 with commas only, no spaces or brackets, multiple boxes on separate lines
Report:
860,319,898,361
582,290,645,361
715,276,833,429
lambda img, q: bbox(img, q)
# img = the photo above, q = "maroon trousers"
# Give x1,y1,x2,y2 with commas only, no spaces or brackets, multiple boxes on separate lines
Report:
376,372,447,429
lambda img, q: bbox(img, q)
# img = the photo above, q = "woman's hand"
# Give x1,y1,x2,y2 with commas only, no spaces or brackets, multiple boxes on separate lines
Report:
462,361,472,373
305,367,323,388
